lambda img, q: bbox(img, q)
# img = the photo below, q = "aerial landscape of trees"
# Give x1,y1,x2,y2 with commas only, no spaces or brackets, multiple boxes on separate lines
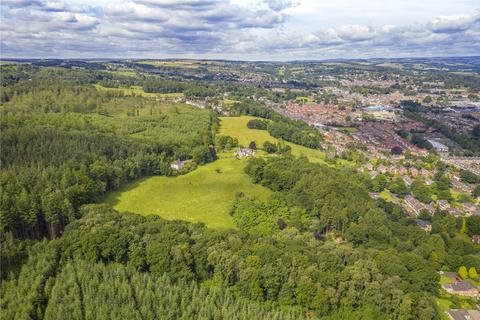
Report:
1,61,479,320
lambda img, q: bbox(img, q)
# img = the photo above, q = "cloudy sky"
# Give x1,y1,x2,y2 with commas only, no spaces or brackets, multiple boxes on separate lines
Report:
1,0,479,60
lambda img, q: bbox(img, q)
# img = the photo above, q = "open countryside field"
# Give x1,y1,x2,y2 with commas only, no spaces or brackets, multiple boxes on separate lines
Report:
137,60,200,68
94,84,184,99
108,69,138,77
103,100,195,118
220,116,329,164
103,155,271,229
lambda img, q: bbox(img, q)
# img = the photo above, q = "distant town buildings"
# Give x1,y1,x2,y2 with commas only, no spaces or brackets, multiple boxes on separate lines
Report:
427,139,449,153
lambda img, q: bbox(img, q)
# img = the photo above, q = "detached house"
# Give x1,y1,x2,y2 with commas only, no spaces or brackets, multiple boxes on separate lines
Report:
425,178,434,186
446,309,480,320
234,147,255,158
404,195,426,216
442,281,479,298
463,203,478,216
420,168,429,176
377,164,387,174
410,167,419,176
403,176,413,186
472,235,480,244
437,200,450,211
397,166,408,175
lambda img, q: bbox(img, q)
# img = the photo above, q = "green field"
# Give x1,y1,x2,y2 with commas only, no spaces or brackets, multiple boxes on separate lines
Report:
103,115,345,229
94,84,184,99
295,96,315,104
103,155,271,229
137,60,200,68
220,116,328,164
221,99,239,106
109,69,137,77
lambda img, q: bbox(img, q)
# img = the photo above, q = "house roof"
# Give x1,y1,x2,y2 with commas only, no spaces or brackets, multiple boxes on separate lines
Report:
445,309,480,320
444,281,477,292
414,219,431,229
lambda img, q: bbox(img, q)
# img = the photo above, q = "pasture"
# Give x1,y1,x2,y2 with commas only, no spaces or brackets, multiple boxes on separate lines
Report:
219,116,328,164
94,84,184,99
103,155,271,229
137,60,200,68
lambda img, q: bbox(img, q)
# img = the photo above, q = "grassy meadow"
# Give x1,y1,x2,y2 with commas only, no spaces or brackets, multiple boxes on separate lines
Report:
137,60,200,68
94,84,184,99
102,115,345,229
219,116,328,164
103,155,271,229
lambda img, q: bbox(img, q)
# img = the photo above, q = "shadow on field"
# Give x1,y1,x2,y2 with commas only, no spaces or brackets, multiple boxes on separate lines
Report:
101,176,153,208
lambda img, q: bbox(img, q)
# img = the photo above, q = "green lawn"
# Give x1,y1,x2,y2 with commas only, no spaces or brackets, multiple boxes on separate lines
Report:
379,190,393,202
295,96,315,104
439,275,453,285
435,297,452,320
103,154,271,229
219,116,329,164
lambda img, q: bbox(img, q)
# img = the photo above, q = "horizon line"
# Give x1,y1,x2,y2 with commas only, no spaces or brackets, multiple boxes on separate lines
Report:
2,55,480,64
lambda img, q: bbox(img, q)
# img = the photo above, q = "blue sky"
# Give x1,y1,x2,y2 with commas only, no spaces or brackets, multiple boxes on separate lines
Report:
1,0,479,60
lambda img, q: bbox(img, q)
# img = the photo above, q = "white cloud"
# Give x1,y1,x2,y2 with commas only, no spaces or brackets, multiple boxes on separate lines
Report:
334,25,376,42
1,0,479,59
428,14,479,33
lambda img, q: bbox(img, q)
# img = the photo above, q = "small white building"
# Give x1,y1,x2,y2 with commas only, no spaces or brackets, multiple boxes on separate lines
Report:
234,148,255,158
170,160,185,170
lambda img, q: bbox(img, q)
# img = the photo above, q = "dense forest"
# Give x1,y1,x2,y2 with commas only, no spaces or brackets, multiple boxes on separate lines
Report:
0,65,217,240
3,156,478,319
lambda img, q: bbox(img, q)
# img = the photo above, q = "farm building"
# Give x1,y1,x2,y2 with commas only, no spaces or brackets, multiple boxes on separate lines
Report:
234,148,255,158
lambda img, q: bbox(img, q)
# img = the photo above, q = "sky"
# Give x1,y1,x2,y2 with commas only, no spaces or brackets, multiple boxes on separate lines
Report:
1,0,479,60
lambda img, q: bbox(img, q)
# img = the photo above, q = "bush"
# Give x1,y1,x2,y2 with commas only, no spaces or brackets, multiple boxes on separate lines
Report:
246,119,268,130
215,135,238,150
192,146,217,165
263,141,278,153
460,170,480,184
